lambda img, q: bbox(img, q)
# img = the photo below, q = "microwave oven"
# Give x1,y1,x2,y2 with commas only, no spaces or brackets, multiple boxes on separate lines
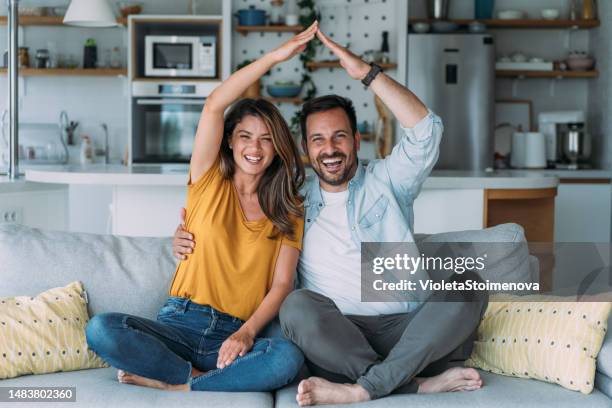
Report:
145,35,216,78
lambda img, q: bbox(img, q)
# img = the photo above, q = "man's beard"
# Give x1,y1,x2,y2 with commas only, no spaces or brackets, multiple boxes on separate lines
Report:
313,151,357,186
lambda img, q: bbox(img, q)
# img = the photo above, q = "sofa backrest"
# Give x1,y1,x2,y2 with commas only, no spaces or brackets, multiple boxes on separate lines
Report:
0,223,175,319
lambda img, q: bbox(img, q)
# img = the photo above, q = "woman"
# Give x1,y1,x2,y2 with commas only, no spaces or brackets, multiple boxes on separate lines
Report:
85,22,319,392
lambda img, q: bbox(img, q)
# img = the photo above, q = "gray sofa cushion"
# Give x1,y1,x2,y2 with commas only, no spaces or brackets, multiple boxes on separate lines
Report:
1,367,273,408
596,371,612,399
597,312,612,378
415,223,537,286
0,223,175,319
276,369,611,408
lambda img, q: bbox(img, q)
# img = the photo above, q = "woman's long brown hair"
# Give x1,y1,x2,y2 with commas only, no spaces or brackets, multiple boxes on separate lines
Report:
219,98,305,240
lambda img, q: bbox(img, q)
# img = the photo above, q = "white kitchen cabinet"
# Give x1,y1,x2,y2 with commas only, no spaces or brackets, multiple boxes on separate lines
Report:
554,183,612,242
413,189,484,234
0,184,68,231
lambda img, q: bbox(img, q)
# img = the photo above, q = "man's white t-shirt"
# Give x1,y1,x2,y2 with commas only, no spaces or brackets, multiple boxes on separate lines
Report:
298,188,412,316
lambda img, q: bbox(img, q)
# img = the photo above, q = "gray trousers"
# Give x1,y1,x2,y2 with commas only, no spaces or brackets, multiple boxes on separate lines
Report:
279,271,489,399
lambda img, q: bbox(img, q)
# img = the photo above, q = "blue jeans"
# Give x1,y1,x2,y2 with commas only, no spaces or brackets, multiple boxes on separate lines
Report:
85,296,304,391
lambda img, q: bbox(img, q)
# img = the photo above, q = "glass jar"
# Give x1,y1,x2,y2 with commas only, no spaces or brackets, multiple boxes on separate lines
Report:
110,46,122,68
270,0,285,25
18,47,30,68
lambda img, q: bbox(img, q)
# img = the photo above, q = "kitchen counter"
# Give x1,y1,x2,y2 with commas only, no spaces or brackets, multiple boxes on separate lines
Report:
24,164,560,189
0,175,67,194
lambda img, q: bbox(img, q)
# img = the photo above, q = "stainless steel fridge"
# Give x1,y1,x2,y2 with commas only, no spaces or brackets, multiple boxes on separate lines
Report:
407,34,495,170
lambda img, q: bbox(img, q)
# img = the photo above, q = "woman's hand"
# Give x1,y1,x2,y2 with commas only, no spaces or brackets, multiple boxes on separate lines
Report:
268,21,319,64
216,327,255,369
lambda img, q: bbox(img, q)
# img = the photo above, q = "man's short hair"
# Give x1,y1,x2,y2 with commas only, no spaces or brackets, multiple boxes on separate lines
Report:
299,94,357,143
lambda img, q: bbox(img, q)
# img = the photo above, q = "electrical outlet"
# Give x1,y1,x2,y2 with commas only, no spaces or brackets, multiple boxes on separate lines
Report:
0,207,23,224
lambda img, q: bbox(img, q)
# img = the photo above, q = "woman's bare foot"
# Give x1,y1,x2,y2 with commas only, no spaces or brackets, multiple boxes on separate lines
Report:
416,367,483,393
116,367,205,391
296,377,370,406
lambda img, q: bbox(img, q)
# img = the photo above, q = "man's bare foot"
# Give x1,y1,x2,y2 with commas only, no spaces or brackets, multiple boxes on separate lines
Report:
116,367,205,391
416,367,482,393
296,377,370,406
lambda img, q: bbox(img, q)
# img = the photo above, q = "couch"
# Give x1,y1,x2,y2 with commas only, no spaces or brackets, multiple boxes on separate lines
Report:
0,223,610,408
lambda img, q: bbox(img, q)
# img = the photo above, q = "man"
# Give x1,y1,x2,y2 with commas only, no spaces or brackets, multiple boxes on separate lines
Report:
173,29,488,406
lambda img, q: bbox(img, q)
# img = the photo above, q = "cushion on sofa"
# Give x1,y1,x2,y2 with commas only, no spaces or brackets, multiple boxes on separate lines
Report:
0,223,175,319
1,367,273,408
596,312,612,378
276,369,612,408
596,370,612,399
0,281,107,380
415,223,536,287
466,294,611,394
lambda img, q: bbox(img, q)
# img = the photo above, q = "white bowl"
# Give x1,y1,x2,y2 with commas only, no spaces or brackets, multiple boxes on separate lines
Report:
498,10,525,20
412,22,430,33
541,9,560,20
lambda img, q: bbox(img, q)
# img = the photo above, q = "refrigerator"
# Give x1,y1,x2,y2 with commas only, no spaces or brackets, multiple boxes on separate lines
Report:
407,34,495,170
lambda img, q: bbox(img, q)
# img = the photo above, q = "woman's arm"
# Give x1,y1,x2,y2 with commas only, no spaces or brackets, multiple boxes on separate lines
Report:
189,21,319,184
216,244,300,369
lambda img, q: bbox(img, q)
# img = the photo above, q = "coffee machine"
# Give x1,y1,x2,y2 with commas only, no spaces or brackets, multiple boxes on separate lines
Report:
538,111,591,169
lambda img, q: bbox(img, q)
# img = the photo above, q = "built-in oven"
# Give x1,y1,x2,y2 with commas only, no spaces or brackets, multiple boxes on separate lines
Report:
145,35,216,78
130,82,217,164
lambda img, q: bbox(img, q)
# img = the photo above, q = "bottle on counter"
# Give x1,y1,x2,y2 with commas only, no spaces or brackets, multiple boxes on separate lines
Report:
582,0,596,19
380,31,390,64
83,38,97,69
80,135,93,165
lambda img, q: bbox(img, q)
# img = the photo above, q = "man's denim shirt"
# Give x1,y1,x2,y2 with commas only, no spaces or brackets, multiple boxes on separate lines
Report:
300,110,443,309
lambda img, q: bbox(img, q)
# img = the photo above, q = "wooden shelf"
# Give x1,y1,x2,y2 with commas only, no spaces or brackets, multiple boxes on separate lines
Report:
263,96,303,105
0,15,127,26
306,61,397,70
409,18,600,29
0,68,127,76
235,25,304,35
496,70,599,79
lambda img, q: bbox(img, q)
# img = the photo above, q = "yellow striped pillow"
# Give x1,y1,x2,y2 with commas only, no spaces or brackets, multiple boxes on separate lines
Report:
0,281,108,379
466,294,611,394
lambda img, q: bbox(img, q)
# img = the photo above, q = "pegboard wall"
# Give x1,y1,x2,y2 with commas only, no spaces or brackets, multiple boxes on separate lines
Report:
232,0,403,159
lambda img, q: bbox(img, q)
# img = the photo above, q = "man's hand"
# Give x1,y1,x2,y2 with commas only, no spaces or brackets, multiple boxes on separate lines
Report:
216,327,255,369
172,208,195,261
316,29,371,81
268,21,318,64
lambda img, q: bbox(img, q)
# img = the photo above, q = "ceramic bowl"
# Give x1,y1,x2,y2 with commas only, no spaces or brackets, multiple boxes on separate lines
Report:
566,55,595,71
267,83,302,98
412,22,431,33
541,9,560,20
498,10,525,19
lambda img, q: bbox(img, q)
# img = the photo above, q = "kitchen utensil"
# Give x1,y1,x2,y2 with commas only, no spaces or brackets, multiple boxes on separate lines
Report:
412,22,431,33
537,110,584,167
566,52,595,71
269,0,285,25
116,2,143,18
511,132,546,169
541,9,560,20
511,52,527,62
35,49,49,69
267,82,302,98
561,123,591,169
468,21,487,33
497,10,525,19
475,0,495,19
285,15,299,26
427,0,449,20
431,21,459,33
236,6,266,26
